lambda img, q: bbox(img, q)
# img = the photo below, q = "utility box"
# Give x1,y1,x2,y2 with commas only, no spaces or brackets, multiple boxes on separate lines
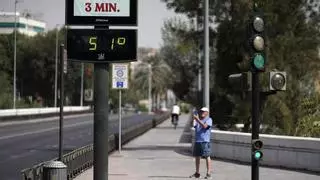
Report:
42,161,67,180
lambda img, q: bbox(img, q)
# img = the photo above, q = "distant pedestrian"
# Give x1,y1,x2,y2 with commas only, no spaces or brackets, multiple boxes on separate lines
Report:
190,107,213,179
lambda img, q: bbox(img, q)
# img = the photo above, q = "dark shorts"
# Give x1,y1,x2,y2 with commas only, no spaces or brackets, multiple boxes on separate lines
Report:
193,142,211,157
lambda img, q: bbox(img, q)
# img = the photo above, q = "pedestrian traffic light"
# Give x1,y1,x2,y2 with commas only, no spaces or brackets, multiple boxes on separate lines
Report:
252,139,263,160
228,72,251,91
269,71,286,91
249,9,266,72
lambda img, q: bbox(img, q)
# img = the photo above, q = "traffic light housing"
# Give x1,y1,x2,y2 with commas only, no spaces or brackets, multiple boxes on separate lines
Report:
228,72,251,91
252,139,263,161
269,71,287,91
249,9,266,72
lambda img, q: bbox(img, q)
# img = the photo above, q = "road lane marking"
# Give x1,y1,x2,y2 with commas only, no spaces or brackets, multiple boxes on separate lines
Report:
0,121,93,140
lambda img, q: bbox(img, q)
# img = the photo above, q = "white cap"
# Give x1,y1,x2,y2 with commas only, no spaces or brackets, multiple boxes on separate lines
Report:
200,107,209,112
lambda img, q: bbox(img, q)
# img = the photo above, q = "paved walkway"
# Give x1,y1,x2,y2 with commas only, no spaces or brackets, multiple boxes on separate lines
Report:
75,115,319,180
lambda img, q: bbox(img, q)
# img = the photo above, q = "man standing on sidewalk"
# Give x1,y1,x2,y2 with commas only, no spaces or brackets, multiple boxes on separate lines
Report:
190,107,213,179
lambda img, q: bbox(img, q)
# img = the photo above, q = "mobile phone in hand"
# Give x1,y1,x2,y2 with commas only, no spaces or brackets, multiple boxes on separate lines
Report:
193,110,198,116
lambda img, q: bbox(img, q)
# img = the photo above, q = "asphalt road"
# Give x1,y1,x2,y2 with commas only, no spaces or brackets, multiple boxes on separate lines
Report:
0,113,154,180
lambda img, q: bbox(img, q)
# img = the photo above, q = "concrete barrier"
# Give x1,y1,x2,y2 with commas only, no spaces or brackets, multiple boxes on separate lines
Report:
0,106,92,121
0,106,91,117
191,128,320,172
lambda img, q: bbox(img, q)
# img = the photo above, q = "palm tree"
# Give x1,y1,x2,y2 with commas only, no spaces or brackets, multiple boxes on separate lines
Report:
132,53,173,110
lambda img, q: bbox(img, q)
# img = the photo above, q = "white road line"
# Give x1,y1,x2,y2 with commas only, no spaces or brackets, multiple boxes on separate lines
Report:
0,113,93,127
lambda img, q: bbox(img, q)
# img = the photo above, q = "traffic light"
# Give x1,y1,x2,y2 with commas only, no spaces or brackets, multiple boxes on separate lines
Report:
269,71,286,91
252,139,263,161
228,72,251,91
249,8,266,72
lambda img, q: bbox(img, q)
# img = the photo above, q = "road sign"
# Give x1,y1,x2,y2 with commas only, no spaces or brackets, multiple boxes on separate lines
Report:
112,63,129,89
66,0,138,26
67,29,137,63
84,89,93,101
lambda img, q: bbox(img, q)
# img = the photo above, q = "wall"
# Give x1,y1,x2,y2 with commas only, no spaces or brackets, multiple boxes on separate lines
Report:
191,129,320,172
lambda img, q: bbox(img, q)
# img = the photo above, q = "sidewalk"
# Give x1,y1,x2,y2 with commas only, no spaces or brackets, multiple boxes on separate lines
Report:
75,115,320,180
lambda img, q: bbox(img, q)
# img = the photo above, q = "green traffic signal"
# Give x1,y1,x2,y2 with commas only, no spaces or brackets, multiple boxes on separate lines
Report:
249,11,266,72
254,150,263,160
253,53,265,70
252,139,264,161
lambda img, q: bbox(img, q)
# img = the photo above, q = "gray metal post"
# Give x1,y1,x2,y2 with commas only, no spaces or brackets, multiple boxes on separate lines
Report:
196,9,202,107
94,63,109,180
59,44,65,161
54,27,59,107
118,90,122,153
80,63,84,106
13,0,18,109
148,64,152,114
252,71,260,180
203,0,210,109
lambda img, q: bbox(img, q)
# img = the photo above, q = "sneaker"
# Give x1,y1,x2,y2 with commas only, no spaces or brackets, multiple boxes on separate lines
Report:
204,173,212,179
189,172,201,178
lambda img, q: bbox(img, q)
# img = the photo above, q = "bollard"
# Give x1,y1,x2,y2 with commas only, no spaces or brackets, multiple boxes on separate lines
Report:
42,161,67,180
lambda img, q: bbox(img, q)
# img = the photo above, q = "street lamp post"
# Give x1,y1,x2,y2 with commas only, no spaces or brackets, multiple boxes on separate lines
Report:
54,25,59,107
80,63,84,106
203,0,210,109
13,0,18,109
148,64,152,114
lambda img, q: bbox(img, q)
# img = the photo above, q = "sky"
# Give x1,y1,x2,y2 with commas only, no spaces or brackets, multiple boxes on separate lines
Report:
0,0,178,48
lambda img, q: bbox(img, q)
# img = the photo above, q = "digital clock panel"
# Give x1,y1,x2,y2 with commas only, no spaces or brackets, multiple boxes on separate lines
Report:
67,29,137,63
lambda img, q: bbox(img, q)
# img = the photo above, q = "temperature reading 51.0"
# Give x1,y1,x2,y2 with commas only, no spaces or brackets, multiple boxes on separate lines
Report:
67,29,136,62
111,37,126,50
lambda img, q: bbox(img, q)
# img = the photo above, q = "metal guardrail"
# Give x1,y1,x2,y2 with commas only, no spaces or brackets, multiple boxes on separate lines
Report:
21,112,170,180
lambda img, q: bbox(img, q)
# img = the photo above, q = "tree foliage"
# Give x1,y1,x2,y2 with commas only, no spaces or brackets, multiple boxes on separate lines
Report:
160,0,320,137
0,29,95,108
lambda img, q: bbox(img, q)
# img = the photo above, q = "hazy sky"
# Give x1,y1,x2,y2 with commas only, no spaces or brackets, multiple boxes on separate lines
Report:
0,0,178,48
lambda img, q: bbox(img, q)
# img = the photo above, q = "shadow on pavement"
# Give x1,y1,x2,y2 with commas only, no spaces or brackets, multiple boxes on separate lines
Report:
148,175,189,179
155,126,185,130
212,157,320,176
108,173,129,176
122,145,190,151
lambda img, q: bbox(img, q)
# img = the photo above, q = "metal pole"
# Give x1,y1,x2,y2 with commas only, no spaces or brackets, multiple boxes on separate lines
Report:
251,71,260,180
58,44,65,161
80,63,84,106
118,90,122,153
13,0,18,109
54,26,59,107
148,64,152,114
203,0,210,109
196,10,202,107
93,63,109,180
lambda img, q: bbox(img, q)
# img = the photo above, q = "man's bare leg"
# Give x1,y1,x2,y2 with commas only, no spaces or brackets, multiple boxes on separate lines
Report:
196,156,201,173
206,156,211,174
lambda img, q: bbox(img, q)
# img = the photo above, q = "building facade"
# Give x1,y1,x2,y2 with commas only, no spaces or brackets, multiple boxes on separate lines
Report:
0,12,46,36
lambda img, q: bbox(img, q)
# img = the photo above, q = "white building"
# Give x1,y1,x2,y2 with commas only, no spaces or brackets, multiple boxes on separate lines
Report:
0,12,46,36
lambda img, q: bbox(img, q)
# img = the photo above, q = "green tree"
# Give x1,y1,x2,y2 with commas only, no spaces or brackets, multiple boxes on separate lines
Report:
133,52,173,109
0,71,12,109
160,17,199,105
160,0,320,137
